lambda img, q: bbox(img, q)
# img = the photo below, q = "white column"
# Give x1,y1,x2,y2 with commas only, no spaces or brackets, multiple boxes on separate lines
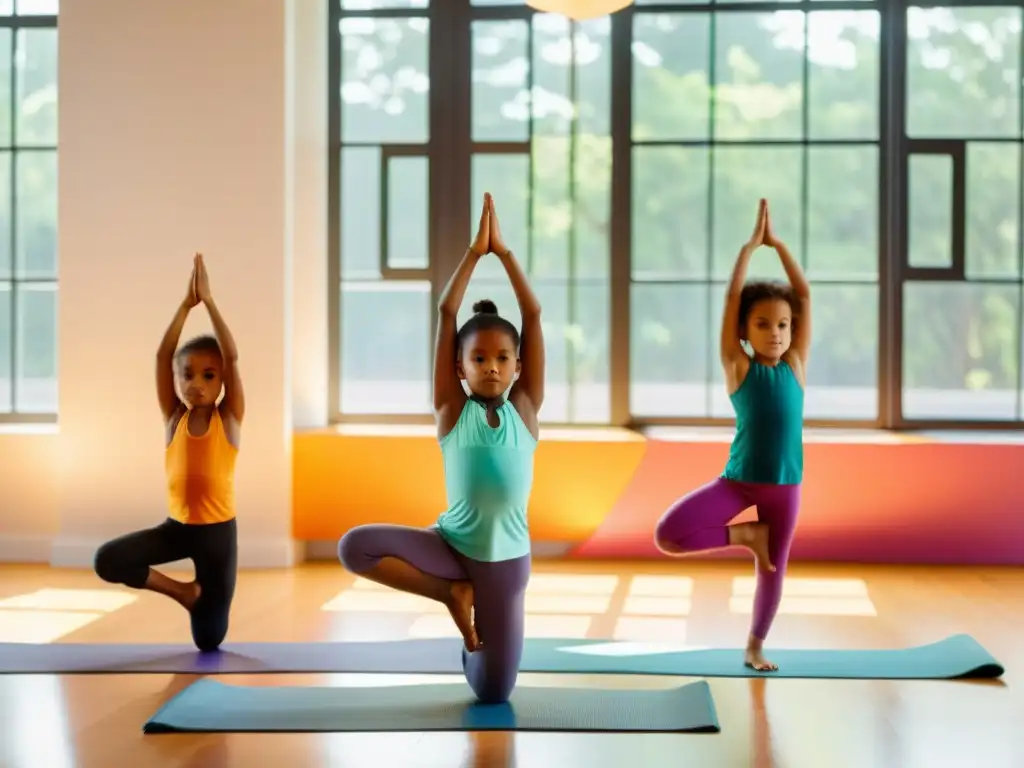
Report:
54,0,301,568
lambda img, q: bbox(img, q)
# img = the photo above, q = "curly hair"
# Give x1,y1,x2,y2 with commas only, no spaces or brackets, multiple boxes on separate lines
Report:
738,280,799,333
176,334,222,361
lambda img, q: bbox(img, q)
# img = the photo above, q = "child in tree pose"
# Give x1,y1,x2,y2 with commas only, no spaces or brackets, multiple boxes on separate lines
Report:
654,198,811,672
94,253,244,652
339,193,544,704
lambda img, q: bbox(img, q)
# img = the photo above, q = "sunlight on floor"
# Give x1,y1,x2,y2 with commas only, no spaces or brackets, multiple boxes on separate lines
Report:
728,577,878,617
4,676,75,768
407,613,593,639
324,573,873,641
0,588,139,643
612,616,688,641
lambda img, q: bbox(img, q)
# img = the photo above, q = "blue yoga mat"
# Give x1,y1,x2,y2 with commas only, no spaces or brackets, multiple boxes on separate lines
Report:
0,634,1002,680
143,679,720,734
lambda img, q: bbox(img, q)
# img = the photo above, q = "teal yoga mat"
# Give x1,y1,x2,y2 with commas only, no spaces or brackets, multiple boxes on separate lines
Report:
143,679,720,734
517,633,1005,679
0,634,1002,679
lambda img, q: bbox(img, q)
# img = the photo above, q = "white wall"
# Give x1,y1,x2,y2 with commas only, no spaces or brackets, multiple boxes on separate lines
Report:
0,0,327,567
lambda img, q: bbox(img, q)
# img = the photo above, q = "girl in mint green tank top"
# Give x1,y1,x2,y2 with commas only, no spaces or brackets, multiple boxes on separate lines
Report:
653,199,813,674
336,193,543,704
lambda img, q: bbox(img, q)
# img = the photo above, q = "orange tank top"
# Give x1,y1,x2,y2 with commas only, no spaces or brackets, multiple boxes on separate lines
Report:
165,409,238,525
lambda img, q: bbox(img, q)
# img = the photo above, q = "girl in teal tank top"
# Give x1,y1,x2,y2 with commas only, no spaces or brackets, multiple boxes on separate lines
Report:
653,199,812,674
337,193,543,704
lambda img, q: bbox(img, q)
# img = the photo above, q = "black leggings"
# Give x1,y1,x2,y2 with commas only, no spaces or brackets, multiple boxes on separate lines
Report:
93,517,238,652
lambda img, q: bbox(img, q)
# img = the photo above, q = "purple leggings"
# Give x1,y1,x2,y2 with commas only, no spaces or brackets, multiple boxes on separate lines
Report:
338,524,531,704
654,477,801,640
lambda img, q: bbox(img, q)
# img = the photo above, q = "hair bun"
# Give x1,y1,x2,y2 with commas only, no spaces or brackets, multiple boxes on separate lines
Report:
472,299,498,315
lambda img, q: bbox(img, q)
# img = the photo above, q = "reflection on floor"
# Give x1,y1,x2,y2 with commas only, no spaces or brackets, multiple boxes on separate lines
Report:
0,560,1020,768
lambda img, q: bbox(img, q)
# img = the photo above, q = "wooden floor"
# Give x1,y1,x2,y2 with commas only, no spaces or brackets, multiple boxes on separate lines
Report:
0,559,1021,768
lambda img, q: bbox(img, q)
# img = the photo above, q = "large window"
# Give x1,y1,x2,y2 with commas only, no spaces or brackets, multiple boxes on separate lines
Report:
628,7,880,422
0,1,57,422
329,0,1024,429
899,5,1023,421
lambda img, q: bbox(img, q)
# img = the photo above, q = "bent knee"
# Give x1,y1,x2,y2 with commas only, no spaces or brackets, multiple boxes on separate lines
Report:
653,518,683,554
93,541,124,583
467,656,520,704
472,674,517,704
337,526,376,573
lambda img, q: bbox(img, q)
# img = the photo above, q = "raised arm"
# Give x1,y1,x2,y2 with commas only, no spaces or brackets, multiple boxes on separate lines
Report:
194,254,245,424
764,204,811,367
156,267,199,424
488,196,544,416
721,200,766,371
434,196,490,427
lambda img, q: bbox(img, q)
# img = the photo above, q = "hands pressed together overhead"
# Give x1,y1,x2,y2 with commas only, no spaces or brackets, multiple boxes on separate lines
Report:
185,252,213,308
470,193,510,257
746,198,783,251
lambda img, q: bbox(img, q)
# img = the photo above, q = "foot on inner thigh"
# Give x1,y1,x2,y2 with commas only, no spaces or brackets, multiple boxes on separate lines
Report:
730,522,776,572
744,636,778,672
446,581,481,652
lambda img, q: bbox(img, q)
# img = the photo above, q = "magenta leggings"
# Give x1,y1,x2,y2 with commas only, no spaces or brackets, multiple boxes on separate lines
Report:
654,477,801,640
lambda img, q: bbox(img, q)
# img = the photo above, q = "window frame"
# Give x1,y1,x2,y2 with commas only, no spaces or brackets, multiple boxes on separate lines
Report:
0,9,58,425
327,0,1024,431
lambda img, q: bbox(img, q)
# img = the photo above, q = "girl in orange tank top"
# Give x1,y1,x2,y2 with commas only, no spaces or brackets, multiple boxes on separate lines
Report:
93,254,245,652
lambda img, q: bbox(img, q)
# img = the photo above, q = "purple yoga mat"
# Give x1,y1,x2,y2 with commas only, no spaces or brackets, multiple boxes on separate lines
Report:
0,638,470,675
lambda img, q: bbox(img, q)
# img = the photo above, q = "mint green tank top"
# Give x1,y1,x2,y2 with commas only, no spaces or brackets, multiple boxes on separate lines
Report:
435,399,536,562
722,359,804,485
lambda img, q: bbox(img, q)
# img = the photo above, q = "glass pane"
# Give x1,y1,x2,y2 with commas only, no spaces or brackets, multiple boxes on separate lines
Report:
15,0,54,13
966,142,1020,280
907,154,952,269
902,282,1019,420
632,13,711,141
341,0,428,9
341,147,380,279
0,153,10,278
906,7,1022,139
632,146,709,280
472,20,529,142
712,146,802,281
15,150,56,279
532,14,572,138
0,1,12,14
631,284,710,418
806,146,878,280
16,28,57,147
803,284,878,419
14,281,54,412
467,153,529,292
0,282,9,412
340,17,429,143
529,14,611,282
715,12,805,140
0,31,12,147
807,11,879,140
340,282,432,414
386,155,429,270
570,15,611,282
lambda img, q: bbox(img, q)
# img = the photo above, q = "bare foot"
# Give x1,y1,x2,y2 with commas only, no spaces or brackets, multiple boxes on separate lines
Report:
446,581,481,652
745,646,779,672
180,580,202,612
731,522,776,572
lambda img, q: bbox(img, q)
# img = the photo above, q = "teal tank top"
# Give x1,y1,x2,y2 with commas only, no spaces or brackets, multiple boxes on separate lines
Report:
722,359,804,485
435,399,536,562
